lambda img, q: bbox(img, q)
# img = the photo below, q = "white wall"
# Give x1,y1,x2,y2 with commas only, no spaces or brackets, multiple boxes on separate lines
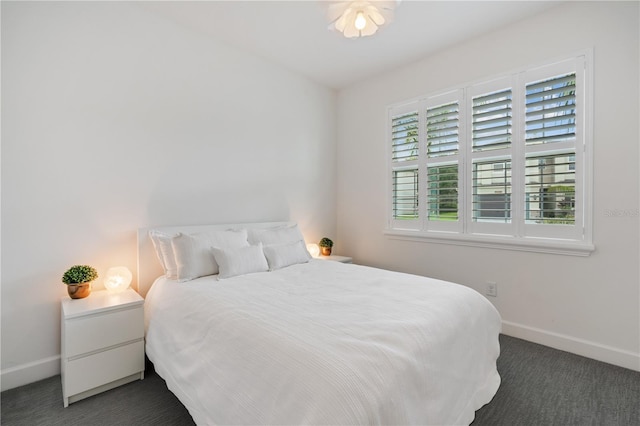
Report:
1,2,337,389
337,1,639,370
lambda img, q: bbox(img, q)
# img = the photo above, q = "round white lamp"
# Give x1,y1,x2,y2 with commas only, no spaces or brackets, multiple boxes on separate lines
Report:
104,266,132,293
306,243,320,258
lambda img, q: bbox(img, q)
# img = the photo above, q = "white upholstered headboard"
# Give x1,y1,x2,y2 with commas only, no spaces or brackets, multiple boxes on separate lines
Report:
136,221,293,297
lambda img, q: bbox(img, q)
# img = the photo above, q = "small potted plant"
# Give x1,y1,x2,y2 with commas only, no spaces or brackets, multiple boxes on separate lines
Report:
62,265,98,299
319,237,334,256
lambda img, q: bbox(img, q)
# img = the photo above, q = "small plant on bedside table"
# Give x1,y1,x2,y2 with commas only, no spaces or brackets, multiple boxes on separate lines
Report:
62,265,98,299
319,237,334,256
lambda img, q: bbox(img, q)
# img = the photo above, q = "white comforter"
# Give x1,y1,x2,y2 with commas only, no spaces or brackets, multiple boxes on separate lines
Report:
144,260,501,425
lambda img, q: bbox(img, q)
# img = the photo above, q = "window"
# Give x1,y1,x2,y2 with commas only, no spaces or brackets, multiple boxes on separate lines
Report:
392,169,419,219
390,105,420,228
387,55,593,255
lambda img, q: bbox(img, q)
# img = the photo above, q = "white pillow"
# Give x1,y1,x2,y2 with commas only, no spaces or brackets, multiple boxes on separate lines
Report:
212,244,269,279
149,230,179,279
263,240,311,271
171,229,249,282
247,224,305,246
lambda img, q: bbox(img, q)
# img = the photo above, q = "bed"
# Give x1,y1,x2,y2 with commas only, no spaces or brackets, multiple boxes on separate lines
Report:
138,222,501,425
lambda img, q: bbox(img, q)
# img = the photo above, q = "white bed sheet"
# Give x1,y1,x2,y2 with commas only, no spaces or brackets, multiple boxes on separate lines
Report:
144,260,501,425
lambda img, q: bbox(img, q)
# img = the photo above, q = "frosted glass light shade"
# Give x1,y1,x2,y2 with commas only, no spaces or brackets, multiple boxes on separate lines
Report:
325,0,398,38
104,266,132,293
306,243,320,258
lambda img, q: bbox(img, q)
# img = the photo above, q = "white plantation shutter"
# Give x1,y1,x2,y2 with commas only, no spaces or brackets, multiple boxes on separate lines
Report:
425,91,462,232
426,102,459,157
472,159,512,223
525,153,576,224
392,169,419,219
389,103,421,230
387,54,591,253
525,73,576,145
522,57,584,240
472,89,512,152
391,111,419,162
468,78,515,235
427,164,459,221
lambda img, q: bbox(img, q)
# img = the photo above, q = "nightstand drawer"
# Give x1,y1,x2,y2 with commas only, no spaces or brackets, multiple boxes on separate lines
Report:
65,306,143,357
64,340,144,396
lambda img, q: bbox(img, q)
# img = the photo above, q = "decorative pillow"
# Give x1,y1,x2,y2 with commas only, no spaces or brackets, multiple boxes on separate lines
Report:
247,224,305,246
212,244,269,279
171,229,249,282
149,230,179,279
263,240,312,271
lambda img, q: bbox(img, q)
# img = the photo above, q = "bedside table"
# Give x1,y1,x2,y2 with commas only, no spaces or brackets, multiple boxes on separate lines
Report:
316,255,353,264
61,288,145,407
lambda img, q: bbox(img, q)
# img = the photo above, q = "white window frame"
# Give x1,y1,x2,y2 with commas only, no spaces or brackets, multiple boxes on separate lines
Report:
385,52,594,256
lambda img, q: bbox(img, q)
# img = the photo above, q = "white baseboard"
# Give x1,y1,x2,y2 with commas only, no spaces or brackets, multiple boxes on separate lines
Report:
1,355,61,391
502,320,640,372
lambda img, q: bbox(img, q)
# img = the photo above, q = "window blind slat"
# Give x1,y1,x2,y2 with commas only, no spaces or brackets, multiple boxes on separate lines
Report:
427,135,458,144
473,93,511,107
526,95,575,111
473,117,513,130
426,110,458,125
525,134,574,144
527,74,575,91
527,87,575,103
525,114,575,128
526,123,576,136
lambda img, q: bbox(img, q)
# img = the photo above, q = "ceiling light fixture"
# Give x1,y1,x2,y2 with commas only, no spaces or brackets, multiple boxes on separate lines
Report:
325,1,399,39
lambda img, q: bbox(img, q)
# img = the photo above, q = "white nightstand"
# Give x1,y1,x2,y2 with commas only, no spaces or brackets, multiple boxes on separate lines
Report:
61,288,145,407
316,255,353,264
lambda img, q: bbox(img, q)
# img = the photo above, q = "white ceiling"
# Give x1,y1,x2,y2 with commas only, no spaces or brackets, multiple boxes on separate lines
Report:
137,1,563,90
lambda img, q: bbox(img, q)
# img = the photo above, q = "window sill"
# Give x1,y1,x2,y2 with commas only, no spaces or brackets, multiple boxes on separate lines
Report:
384,229,595,257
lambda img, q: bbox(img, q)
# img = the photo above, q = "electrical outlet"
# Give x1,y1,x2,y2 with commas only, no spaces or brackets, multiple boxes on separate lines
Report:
486,282,498,297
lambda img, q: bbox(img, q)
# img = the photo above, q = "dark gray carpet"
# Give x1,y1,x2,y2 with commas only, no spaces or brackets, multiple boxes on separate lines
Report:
1,360,195,426
473,335,640,426
2,335,639,425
